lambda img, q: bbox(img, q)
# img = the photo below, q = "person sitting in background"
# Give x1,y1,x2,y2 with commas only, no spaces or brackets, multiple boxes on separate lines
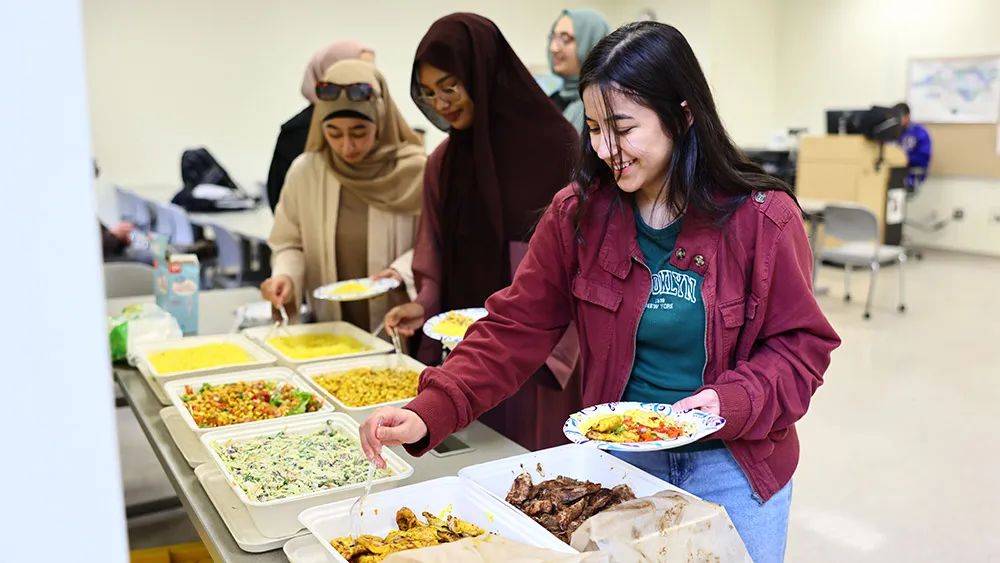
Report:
262,60,425,332
893,102,932,189
94,160,153,265
381,13,583,452
547,8,610,130
266,40,375,212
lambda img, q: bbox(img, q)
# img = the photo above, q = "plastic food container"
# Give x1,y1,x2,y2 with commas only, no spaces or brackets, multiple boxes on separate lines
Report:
133,333,277,386
297,355,427,421
163,367,335,436
243,322,393,368
457,444,678,523
298,476,577,563
200,413,413,538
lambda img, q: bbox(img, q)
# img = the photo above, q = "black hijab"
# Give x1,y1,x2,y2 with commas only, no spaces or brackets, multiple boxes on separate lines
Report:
412,13,578,310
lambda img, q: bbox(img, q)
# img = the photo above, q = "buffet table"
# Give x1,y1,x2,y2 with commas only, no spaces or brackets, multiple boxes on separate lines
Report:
112,289,527,562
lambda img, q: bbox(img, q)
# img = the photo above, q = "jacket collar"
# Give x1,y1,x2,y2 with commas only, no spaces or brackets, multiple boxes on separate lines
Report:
597,191,724,279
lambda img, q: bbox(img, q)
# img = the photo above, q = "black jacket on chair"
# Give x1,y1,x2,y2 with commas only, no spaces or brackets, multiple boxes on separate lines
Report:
266,105,313,213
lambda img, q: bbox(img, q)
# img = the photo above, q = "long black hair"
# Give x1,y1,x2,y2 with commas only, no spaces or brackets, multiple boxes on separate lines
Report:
572,21,794,231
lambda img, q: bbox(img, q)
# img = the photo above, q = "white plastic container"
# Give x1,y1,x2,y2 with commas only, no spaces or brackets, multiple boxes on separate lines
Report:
458,444,679,518
243,321,393,368
283,535,334,563
298,476,577,563
200,413,413,538
195,464,308,552
163,367,335,435
296,355,427,420
133,333,277,387
160,406,210,468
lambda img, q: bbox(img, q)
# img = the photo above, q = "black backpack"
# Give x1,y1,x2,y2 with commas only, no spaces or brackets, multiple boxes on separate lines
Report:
172,148,259,212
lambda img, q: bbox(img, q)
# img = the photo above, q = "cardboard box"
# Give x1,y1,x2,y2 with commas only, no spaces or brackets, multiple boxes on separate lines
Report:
156,253,200,335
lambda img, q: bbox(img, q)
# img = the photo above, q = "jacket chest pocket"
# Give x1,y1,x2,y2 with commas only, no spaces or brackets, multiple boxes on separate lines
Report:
571,276,623,363
718,294,759,364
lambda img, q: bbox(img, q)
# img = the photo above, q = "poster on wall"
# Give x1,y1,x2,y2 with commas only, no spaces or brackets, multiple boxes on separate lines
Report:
907,57,1000,124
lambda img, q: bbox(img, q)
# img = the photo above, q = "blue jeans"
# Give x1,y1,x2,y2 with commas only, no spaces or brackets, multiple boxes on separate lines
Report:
613,447,792,563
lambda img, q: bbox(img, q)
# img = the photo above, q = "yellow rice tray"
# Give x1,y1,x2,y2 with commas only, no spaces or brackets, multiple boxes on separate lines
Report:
242,321,392,368
134,333,277,385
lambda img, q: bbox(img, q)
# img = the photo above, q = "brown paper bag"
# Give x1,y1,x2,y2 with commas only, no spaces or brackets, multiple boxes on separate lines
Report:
381,536,611,563
569,490,753,563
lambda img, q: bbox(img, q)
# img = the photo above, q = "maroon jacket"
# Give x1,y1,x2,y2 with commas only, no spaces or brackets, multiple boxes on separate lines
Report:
405,183,841,501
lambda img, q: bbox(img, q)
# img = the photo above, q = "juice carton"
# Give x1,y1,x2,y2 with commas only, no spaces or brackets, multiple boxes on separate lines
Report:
155,253,200,335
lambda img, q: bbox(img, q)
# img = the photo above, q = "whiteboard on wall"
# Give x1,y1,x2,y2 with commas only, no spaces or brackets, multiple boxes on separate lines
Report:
907,57,1000,124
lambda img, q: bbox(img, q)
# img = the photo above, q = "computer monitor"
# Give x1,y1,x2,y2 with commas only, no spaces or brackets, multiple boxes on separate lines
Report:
826,106,903,141
859,106,902,142
825,109,867,135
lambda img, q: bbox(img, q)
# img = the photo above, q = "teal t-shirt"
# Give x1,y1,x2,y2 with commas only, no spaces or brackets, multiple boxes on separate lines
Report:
623,207,722,451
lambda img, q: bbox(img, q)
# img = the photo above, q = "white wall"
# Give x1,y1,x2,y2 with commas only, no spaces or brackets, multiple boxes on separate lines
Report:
775,0,1000,256
3,0,129,560
593,0,779,147
83,0,604,189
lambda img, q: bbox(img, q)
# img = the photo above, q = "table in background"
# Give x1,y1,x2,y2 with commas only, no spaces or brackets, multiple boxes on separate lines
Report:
113,288,528,562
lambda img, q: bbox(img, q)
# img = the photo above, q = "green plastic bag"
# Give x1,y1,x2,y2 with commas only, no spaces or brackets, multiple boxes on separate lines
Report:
106,304,182,363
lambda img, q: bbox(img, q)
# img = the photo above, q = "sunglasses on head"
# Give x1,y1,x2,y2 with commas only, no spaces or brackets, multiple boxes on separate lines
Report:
315,82,376,102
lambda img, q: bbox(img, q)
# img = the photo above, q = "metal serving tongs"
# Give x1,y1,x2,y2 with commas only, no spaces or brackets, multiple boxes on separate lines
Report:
350,417,383,540
265,302,293,340
389,327,405,375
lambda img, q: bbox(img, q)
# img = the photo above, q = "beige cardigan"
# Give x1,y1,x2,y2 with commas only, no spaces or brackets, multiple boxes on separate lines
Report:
269,153,417,330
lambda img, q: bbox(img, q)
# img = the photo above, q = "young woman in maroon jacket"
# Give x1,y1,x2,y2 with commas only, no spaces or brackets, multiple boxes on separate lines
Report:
362,21,840,562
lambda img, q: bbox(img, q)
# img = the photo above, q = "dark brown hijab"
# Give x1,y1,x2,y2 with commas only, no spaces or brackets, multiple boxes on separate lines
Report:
412,13,578,311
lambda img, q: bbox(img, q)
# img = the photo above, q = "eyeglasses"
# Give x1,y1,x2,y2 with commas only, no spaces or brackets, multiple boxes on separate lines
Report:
418,83,463,105
548,32,576,47
315,82,376,102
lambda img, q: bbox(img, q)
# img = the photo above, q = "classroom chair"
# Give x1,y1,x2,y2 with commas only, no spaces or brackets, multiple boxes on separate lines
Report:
206,223,245,288
114,187,153,231
152,202,196,246
819,203,907,320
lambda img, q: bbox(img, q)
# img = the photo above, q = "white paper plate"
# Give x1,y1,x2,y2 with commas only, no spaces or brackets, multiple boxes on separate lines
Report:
313,277,400,302
563,401,726,452
422,308,487,344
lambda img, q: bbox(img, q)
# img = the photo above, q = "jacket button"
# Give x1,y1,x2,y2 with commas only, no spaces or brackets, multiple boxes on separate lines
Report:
694,255,705,267
675,248,686,259
754,191,767,203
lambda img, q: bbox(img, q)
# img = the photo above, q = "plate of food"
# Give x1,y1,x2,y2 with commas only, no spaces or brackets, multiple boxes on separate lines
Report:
422,308,488,344
313,277,400,302
563,402,726,452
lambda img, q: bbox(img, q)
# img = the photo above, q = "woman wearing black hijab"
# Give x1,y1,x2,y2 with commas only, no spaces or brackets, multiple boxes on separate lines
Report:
382,13,582,451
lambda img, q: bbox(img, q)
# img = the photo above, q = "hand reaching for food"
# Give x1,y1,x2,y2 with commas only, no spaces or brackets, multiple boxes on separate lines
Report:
359,406,428,469
260,275,294,308
384,302,425,337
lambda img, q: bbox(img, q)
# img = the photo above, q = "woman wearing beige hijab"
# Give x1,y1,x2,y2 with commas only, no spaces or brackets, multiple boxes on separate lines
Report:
266,40,375,212
262,60,425,331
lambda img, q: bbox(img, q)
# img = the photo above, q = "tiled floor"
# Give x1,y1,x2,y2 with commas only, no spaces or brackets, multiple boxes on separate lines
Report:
118,250,1000,561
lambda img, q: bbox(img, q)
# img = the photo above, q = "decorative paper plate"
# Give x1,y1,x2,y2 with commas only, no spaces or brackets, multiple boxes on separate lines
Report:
312,277,400,302
422,308,488,344
563,401,726,452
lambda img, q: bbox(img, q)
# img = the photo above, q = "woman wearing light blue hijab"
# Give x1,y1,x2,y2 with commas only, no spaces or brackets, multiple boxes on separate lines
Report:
548,8,611,130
